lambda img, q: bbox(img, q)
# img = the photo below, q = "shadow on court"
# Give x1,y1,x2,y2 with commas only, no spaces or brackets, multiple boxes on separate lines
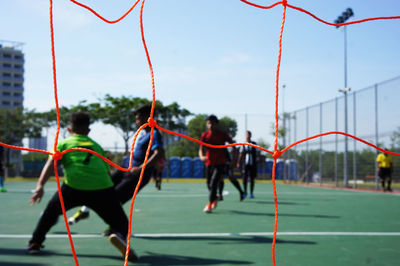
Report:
135,235,316,245
226,210,340,219
0,247,124,263
135,251,252,265
246,200,309,205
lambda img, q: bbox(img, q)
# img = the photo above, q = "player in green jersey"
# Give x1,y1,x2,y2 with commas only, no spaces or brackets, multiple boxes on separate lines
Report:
27,112,137,262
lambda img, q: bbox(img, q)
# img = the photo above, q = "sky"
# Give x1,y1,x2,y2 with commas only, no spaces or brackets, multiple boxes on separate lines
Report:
1,0,400,151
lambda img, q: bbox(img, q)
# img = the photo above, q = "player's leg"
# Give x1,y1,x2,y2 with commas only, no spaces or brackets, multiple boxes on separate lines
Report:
218,174,224,201
114,168,153,205
28,184,79,253
242,165,249,197
86,187,138,262
249,165,257,198
227,173,245,201
0,175,6,192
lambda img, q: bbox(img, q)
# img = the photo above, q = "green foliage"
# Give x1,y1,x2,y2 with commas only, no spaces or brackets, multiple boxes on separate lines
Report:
167,114,238,157
22,152,48,162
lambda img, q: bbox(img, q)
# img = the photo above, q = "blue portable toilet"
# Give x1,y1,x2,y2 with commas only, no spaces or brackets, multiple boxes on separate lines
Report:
162,160,168,178
169,156,181,178
286,159,298,180
181,157,193,178
275,159,284,180
193,157,204,178
265,159,274,176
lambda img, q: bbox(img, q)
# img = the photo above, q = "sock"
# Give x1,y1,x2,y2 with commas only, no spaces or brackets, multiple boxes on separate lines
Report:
387,180,391,190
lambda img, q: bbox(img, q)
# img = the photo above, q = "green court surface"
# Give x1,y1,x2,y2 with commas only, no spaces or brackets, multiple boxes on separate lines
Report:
1,180,400,266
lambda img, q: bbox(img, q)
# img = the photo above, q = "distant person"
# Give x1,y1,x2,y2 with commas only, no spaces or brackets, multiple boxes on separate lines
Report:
27,112,137,261
199,115,235,213
217,149,245,201
376,149,393,192
0,145,5,192
68,105,164,234
153,157,165,190
237,131,259,199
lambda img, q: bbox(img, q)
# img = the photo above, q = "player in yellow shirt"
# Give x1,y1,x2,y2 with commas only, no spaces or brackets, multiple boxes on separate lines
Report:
376,149,393,192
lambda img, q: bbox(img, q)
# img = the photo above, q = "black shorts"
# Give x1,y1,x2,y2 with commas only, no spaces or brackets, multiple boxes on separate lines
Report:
379,168,391,179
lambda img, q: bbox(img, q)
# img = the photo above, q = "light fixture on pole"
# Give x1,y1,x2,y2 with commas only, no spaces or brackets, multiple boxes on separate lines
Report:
335,8,353,187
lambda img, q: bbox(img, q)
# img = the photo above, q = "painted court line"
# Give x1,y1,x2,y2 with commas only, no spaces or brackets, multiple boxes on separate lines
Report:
1,232,400,239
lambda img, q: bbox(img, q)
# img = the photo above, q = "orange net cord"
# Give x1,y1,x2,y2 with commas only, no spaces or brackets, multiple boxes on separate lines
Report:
0,0,398,265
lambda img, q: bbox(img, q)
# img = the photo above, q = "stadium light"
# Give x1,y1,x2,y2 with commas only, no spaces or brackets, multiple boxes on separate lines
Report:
335,8,354,187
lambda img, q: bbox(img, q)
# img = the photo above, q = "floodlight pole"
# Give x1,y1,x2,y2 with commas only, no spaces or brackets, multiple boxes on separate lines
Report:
335,8,353,187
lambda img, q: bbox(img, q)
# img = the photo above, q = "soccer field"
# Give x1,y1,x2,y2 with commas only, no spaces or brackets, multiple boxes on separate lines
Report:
1,180,400,266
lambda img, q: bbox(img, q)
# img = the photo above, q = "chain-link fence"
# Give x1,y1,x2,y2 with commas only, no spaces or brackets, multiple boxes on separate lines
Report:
282,76,400,189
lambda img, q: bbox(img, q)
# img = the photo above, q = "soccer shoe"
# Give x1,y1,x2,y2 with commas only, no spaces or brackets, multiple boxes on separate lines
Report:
0,187,7,192
102,226,116,236
211,201,217,210
108,233,138,262
26,242,43,255
243,192,248,198
249,193,254,199
203,203,212,213
240,192,245,201
68,210,90,225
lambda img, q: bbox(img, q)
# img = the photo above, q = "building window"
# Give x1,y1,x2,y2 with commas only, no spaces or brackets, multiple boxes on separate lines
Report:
13,102,21,106
13,74,22,78
2,82,11,86
14,55,23,59
2,101,11,106
14,64,22,69
3,92,11,96
13,83,22,88
3,53,12,58
3,63,11,68
2,73,11,77
13,92,21,97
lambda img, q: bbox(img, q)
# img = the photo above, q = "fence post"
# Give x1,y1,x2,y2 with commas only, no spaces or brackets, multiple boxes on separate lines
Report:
306,107,309,183
353,91,357,188
374,84,379,189
335,97,338,186
319,102,323,185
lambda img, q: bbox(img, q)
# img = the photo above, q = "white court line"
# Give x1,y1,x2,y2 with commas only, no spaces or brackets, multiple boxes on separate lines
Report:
1,232,400,239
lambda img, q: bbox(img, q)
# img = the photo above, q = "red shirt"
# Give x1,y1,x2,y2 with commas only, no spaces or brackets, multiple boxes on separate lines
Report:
200,129,233,166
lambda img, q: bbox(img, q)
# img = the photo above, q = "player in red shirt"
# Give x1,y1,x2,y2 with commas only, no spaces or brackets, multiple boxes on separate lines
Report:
199,115,236,213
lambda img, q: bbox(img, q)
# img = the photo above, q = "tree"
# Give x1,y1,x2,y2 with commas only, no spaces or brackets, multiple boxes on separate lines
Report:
90,94,191,154
0,108,48,176
168,114,238,157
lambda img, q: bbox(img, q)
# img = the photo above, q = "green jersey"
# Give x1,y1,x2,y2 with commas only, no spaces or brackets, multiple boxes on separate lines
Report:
56,135,113,190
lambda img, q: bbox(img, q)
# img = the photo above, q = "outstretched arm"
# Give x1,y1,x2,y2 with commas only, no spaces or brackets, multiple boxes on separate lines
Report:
30,158,54,205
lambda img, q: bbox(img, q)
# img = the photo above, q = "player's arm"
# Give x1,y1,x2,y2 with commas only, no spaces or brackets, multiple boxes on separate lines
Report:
30,157,54,205
198,133,207,162
130,147,165,174
198,144,207,162
236,149,243,169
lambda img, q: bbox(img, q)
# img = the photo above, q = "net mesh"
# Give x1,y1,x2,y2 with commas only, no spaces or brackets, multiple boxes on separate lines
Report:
1,0,399,265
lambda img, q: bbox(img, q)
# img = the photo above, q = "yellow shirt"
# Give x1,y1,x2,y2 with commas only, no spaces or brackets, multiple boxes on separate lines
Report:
376,153,392,168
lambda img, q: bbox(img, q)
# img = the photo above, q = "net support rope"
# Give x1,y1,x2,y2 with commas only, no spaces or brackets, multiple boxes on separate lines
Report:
0,0,398,265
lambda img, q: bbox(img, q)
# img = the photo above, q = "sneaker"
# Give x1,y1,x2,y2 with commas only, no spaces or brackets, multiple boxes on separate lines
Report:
243,192,248,198
0,187,7,192
26,242,43,254
108,233,138,262
240,192,245,201
68,210,90,225
203,203,212,213
387,188,393,192
211,201,217,210
249,193,254,199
